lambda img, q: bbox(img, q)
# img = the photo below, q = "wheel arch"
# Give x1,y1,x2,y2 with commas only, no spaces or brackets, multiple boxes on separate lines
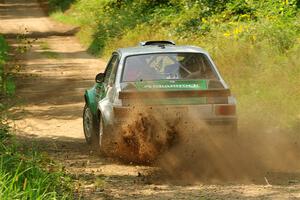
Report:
84,89,98,116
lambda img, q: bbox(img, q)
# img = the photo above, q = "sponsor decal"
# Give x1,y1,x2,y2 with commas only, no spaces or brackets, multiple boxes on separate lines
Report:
134,79,208,90
143,83,201,89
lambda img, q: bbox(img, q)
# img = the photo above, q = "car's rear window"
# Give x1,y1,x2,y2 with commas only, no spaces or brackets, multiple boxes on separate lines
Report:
122,53,218,82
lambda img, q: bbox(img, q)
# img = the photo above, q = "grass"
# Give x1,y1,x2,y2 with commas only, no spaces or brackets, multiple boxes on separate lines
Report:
48,0,300,130
0,132,73,199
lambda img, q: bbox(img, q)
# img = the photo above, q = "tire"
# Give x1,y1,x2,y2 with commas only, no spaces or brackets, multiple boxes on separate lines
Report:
83,104,99,145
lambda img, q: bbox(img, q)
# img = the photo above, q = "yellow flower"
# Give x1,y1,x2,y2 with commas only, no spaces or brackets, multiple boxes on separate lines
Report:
223,32,231,37
201,18,208,23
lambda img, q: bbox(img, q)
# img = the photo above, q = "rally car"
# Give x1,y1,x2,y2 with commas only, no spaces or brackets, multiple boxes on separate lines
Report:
83,41,237,153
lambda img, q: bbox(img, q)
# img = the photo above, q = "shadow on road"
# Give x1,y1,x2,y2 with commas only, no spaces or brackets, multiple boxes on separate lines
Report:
3,28,80,39
0,2,44,19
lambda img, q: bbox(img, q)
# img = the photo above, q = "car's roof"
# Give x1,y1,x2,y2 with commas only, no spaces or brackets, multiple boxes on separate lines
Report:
117,45,208,57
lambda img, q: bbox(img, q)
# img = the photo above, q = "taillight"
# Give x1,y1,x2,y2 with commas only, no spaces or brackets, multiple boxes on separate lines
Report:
215,105,236,116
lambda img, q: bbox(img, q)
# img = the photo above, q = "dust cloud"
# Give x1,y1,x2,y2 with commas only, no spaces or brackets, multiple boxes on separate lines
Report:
107,103,300,184
156,123,300,184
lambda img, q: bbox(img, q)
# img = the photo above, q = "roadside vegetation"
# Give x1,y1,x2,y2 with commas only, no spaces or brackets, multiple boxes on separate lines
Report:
0,36,14,97
0,35,73,199
48,0,300,130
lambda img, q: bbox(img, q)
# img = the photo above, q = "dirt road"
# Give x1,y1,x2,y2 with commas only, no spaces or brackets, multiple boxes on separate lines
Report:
1,0,300,199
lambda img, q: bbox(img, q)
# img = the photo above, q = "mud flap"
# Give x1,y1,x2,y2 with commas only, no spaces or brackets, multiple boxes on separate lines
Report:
98,97,114,126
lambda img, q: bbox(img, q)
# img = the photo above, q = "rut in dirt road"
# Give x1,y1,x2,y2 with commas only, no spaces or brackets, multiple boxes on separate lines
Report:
2,0,300,199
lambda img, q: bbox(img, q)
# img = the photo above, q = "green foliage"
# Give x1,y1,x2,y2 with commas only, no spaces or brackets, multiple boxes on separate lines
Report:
49,0,76,11
48,0,299,54
0,36,8,65
0,35,15,97
0,35,9,96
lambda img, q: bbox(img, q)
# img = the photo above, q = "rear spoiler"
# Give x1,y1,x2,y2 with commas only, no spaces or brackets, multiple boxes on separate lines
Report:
119,89,231,99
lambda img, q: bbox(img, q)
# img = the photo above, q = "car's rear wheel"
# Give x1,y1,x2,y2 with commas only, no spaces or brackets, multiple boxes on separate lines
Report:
83,104,98,145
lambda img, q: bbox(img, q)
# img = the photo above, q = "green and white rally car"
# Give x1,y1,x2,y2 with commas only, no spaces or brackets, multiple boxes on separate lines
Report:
83,41,237,152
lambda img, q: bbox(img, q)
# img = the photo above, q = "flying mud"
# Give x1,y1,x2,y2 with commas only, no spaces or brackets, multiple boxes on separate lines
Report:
106,107,180,163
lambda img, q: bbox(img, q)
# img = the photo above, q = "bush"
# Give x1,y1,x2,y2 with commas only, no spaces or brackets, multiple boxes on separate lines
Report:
49,0,299,55
48,0,76,11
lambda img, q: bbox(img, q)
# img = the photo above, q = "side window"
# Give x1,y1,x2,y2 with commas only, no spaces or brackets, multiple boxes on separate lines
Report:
104,54,119,84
